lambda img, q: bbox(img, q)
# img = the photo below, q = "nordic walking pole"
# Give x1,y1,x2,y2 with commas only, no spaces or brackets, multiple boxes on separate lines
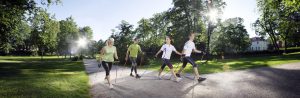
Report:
122,59,127,73
191,53,205,98
192,75,195,98
121,60,127,81
140,53,147,76
95,60,102,79
114,61,119,84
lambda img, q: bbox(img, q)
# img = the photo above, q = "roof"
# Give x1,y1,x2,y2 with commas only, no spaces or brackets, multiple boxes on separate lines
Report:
251,37,266,42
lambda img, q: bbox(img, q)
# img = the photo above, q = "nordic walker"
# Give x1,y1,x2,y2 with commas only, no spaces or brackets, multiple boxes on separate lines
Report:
155,36,182,82
176,33,206,83
100,38,119,89
125,38,143,79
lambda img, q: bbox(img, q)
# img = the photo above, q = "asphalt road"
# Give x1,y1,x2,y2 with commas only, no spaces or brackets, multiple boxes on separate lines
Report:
83,59,300,98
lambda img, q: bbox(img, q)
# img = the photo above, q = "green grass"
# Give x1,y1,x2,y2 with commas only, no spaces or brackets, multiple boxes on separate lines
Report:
280,47,300,50
0,56,90,98
143,52,300,74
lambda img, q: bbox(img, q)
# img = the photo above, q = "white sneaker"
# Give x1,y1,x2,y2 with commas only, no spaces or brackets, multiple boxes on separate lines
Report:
175,77,182,82
109,84,113,89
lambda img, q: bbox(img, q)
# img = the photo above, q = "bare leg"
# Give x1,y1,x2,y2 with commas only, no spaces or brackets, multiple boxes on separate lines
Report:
177,67,184,74
170,69,178,79
158,69,163,77
193,67,200,79
107,75,111,84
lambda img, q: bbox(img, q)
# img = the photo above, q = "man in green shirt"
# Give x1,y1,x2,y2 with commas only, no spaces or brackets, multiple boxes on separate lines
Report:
125,38,143,79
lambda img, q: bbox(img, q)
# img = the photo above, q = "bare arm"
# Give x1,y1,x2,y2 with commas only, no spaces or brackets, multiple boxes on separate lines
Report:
193,48,203,53
125,48,129,61
181,49,186,56
174,50,182,55
99,47,105,61
155,50,162,58
114,47,119,60
139,47,143,53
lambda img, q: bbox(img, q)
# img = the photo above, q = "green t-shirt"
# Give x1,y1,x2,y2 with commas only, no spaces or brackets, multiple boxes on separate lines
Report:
128,44,141,57
103,46,116,62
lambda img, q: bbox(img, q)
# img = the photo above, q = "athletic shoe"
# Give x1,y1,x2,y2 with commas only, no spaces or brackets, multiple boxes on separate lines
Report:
109,84,113,89
130,73,134,77
175,77,182,82
198,77,206,83
176,73,181,77
136,74,141,79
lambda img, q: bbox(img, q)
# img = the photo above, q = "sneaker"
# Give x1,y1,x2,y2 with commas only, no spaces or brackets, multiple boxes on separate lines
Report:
176,73,181,77
175,77,182,82
109,84,113,89
136,74,141,79
130,73,134,77
197,77,206,83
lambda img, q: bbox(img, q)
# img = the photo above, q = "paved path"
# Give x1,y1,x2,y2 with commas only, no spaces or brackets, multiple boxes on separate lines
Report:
83,59,300,98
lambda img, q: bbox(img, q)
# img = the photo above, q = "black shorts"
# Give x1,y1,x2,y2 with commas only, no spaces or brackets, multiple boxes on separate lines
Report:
161,59,173,70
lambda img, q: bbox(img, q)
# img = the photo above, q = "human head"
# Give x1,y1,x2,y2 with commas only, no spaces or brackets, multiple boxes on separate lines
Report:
189,33,196,41
107,38,114,46
133,38,139,44
165,36,171,44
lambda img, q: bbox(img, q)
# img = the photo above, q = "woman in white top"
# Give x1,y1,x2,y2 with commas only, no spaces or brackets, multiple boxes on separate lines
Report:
100,38,119,89
155,36,182,82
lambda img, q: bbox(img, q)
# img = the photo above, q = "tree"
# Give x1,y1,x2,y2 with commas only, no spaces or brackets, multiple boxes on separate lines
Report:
57,17,79,58
111,20,135,63
0,0,35,54
79,26,93,40
12,21,31,52
211,17,250,54
30,8,60,59
166,0,225,55
254,0,300,53
0,0,60,54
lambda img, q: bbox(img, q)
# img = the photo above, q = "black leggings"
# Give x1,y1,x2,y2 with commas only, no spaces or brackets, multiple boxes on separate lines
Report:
130,57,138,74
102,61,112,76
182,57,198,68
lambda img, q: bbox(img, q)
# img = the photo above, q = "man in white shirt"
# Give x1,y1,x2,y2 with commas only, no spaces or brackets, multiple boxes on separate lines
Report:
176,33,206,83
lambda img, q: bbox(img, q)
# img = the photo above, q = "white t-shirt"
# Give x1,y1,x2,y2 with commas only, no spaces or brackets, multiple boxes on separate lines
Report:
160,44,176,59
183,40,195,57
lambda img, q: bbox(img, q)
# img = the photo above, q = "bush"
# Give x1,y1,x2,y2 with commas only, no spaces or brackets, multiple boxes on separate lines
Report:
72,56,79,61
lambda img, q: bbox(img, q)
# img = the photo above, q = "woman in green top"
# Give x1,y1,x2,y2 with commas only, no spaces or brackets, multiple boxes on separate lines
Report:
100,38,118,89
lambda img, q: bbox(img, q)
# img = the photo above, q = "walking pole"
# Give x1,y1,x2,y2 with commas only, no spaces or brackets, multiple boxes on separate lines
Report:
140,53,147,76
95,60,102,79
122,60,128,74
192,75,195,98
191,53,206,98
114,61,119,84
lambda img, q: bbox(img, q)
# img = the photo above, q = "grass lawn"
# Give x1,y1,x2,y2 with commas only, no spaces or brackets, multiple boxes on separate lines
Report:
0,56,90,98
142,52,300,74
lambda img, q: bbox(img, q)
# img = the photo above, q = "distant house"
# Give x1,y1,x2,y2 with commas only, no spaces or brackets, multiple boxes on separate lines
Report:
248,37,268,51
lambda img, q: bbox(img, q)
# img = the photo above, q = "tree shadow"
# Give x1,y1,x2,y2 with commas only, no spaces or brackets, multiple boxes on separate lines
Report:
243,66,300,97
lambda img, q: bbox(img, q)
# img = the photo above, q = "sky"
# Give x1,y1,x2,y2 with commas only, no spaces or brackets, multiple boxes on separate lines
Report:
38,0,259,41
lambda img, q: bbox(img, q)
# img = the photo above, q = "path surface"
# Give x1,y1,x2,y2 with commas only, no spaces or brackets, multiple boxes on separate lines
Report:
83,59,300,98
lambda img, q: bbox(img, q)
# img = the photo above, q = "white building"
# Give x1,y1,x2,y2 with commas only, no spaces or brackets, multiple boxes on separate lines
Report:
248,37,268,51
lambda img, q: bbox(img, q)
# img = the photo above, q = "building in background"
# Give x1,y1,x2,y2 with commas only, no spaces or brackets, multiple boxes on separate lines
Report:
248,37,268,51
